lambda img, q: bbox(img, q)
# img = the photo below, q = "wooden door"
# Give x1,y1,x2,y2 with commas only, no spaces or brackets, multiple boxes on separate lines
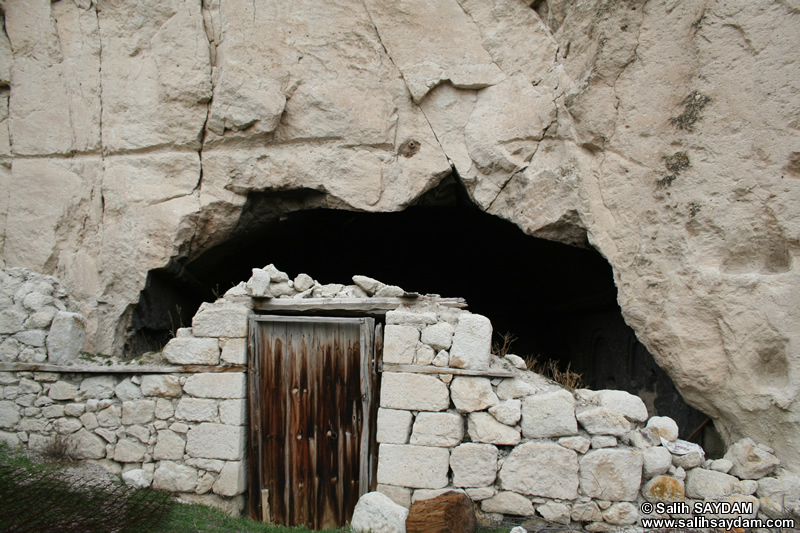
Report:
248,316,377,529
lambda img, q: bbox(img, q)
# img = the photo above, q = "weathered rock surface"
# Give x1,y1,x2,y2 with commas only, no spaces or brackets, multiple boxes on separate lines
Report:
351,491,409,533
0,0,798,475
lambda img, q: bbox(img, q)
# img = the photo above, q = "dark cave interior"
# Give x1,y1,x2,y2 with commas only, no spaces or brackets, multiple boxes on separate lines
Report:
127,175,717,449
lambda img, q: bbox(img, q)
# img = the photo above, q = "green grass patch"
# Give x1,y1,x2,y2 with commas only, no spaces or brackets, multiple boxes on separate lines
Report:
2,443,512,532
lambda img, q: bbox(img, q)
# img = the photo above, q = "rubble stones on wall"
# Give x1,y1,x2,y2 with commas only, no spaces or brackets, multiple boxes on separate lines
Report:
0,279,252,516
0,269,83,364
373,302,798,530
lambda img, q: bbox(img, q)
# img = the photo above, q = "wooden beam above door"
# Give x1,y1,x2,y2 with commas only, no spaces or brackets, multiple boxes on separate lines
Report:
252,297,468,315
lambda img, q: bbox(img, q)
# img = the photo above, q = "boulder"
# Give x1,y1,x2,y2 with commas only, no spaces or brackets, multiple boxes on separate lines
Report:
646,416,679,442
351,491,408,533
684,468,740,500
643,446,673,478
724,438,780,480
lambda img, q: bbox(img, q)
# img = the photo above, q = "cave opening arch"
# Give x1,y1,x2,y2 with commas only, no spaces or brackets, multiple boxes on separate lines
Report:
128,175,719,450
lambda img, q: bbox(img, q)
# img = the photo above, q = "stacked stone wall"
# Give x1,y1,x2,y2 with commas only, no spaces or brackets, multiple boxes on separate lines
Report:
374,303,799,530
0,267,252,515
1,265,798,527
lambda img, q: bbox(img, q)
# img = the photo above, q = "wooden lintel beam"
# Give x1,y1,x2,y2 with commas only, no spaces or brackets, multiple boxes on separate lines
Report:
252,296,468,314
0,363,246,374
381,364,514,378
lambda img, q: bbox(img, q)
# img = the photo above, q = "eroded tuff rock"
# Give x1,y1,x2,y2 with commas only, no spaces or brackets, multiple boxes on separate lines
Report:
0,0,798,472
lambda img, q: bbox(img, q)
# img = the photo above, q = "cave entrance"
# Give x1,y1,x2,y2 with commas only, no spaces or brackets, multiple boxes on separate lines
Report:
129,175,718,449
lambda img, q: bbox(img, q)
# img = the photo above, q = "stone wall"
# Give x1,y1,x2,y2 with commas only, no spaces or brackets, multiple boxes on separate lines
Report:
2,265,798,527
373,302,800,530
0,268,86,365
0,268,252,515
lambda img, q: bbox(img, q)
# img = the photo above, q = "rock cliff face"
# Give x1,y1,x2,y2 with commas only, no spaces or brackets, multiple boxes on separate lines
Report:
0,1,798,471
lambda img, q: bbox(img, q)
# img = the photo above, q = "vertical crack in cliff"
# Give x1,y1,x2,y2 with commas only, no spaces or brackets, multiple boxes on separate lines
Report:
609,2,647,146
184,2,222,261
93,2,106,221
0,9,11,255
452,0,509,80
360,0,452,171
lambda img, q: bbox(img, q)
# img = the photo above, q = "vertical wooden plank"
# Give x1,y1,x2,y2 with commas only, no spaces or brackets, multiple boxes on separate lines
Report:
247,316,261,520
266,324,288,526
359,318,375,497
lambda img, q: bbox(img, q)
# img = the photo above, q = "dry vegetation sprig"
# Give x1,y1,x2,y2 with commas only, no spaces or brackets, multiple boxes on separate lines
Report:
494,331,586,391
42,434,77,465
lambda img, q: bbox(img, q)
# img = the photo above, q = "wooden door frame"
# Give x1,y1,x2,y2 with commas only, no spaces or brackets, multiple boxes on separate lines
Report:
247,314,378,524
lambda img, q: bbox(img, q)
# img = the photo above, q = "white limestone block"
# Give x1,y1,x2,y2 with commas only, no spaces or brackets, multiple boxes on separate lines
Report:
175,398,218,422
153,461,198,492
449,313,492,371
596,390,649,422
46,311,86,364
481,491,535,516
451,443,498,488
186,423,247,460
450,377,498,413
576,407,632,436
488,399,521,426
219,399,247,426
521,389,577,438
377,408,413,444
163,337,220,365
213,460,247,497
380,372,449,412
191,302,250,338
467,412,520,446
154,429,186,460
579,449,643,501
121,400,156,425
377,444,449,489
383,325,419,364
409,411,464,447
421,322,455,351
499,441,579,500
220,338,247,365
183,373,247,399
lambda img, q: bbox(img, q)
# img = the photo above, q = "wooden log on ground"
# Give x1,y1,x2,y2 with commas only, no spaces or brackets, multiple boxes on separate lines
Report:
405,491,476,533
